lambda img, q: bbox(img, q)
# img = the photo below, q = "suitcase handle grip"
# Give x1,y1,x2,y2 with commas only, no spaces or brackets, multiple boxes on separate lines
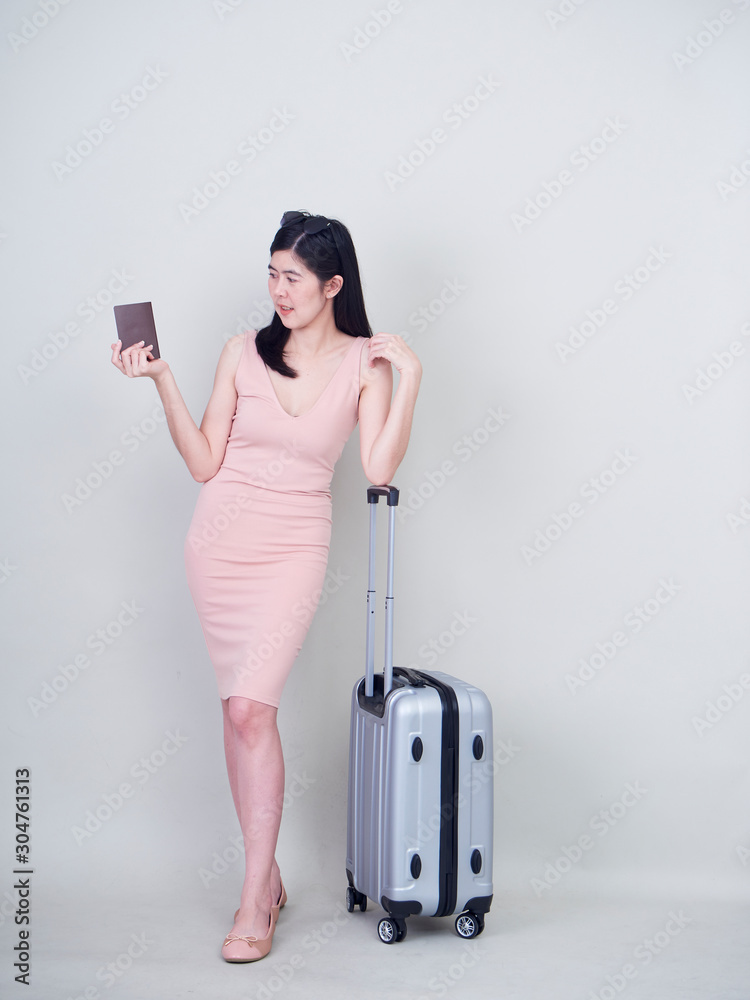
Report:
367,485,400,506
394,666,426,687
365,484,398,698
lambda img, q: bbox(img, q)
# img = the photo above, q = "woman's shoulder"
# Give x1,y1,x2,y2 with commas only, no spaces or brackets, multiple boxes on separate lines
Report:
224,329,258,353
332,330,364,350
218,331,257,382
347,332,370,353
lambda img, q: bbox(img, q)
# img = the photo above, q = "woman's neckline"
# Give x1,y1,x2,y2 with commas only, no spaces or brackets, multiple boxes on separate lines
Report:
260,334,361,419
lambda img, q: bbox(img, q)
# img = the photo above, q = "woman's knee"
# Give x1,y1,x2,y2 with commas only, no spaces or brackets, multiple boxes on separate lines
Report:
226,696,277,737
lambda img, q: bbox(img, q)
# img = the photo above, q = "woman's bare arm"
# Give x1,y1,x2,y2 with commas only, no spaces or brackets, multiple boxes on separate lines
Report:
110,334,244,482
358,333,422,485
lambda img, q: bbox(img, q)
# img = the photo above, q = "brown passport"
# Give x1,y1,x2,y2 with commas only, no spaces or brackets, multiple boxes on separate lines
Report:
113,301,161,360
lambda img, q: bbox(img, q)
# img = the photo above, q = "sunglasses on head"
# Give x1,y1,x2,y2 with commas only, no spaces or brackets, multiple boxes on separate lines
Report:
280,211,331,234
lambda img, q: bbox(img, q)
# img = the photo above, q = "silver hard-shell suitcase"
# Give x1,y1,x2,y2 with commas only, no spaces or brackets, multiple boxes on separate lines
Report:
345,485,494,943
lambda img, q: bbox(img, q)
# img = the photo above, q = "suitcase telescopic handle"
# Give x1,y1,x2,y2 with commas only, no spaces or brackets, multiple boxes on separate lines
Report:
365,485,400,698
367,485,400,506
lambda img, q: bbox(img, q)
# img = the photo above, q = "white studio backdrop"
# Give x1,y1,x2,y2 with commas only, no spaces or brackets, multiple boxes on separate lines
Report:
1,0,749,994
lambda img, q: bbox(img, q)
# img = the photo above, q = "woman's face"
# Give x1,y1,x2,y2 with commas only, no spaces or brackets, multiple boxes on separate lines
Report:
268,250,337,330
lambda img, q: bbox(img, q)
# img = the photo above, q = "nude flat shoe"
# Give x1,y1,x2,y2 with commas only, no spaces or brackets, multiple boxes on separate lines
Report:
221,911,275,964
234,880,287,924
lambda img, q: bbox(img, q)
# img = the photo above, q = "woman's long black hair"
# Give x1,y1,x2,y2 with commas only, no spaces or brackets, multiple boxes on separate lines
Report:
256,211,372,377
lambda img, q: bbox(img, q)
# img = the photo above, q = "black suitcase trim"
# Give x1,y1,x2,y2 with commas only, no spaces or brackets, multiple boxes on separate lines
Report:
356,672,410,718
464,893,493,915
381,895,423,918
396,668,460,918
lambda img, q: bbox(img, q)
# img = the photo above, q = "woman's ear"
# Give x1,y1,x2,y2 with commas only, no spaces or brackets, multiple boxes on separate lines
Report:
325,275,343,299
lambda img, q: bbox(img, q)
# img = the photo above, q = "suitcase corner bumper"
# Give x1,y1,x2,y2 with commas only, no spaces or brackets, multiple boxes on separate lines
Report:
381,895,423,919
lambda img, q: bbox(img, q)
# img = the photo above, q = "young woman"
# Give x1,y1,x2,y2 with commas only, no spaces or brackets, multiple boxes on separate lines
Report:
109,211,422,963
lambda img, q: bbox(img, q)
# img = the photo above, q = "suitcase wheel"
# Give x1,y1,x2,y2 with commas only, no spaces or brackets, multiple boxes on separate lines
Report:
377,916,407,944
455,911,484,939
346,886,367,913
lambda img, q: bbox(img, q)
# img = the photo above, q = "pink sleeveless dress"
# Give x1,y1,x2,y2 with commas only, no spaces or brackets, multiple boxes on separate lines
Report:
184,329,367,707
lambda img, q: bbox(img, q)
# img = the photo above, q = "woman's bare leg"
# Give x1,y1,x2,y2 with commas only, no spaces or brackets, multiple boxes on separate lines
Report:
221,696,284,956
222,699,283,903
